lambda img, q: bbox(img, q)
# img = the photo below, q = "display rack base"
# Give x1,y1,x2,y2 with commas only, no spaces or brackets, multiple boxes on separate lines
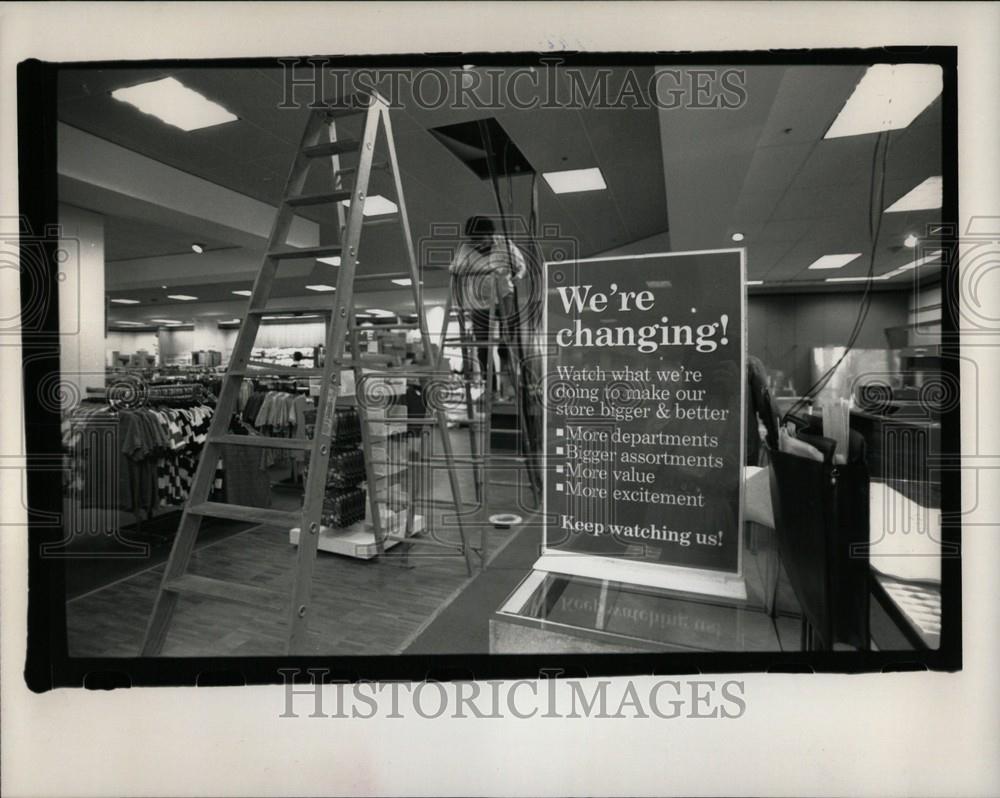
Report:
289,512,425,560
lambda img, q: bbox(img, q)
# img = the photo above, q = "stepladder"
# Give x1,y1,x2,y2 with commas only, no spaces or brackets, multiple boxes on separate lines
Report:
140,90,473,656
436,271,544,514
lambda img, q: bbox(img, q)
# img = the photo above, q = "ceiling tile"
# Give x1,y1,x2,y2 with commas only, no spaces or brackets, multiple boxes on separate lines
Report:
756,218,813,243
58,68,169,103
745,241,797,277
731,190,784,224
755,65,866,147
741,141,814,193
794,136,880,188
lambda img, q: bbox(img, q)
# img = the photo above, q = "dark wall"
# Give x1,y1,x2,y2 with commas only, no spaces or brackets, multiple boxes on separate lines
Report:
747,291,908,392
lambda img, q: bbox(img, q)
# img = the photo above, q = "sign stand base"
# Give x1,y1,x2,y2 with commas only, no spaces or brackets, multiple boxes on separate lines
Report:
533,552,748,601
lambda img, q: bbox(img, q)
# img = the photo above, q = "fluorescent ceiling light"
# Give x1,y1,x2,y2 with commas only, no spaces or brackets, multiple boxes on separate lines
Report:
877,269,907,281
878,249,944,281
885,176,942,213
746,280,764,286
366,309,396,317
262,315,294,321
340,195,398,217
807,253,863,270
113,321,144,326
825,64,942,139
167,294,198,301
151,318,183,324
824,252,941,284
542,167,607,194
914,249,943,267
110,298,140,304
191,243,205,254
111,77,238,132
318,256,341,266
231,290,253,297
305,284,337,292
391,278,413,286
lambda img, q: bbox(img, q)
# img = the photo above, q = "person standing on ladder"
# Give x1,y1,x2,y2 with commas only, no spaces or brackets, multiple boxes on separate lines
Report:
449,215,526,401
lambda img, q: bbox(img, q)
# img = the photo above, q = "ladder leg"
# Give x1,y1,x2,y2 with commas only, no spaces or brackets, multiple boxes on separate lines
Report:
498,293,541,508
455,311,482,505
141,511,205,655
382,106,474,577
352,318,389,556
435,407,474,576
484,305,497,506
286,98,383,655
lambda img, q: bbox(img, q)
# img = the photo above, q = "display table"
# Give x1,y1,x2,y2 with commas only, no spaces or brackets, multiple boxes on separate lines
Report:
491,476,942,654
867,480,942,649
491,569,792,653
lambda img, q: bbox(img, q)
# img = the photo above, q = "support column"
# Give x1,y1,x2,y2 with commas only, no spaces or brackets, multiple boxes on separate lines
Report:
57,203,105,409
192,316,228,366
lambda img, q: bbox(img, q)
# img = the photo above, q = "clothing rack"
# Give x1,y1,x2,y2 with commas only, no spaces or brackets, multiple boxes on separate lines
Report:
65,397,219,539
89,382,205,409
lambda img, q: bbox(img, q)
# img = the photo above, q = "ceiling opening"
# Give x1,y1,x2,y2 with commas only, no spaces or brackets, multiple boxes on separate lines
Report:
428,117,533,180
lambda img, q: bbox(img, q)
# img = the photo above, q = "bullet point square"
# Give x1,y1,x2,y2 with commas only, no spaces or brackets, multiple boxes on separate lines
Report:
555,446,564,455
556,464,564,474
556,428,564,437
555,482,564,492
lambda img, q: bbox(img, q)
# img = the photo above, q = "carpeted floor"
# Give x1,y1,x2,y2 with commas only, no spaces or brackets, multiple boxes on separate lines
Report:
402,514,544,654
62,511,254,599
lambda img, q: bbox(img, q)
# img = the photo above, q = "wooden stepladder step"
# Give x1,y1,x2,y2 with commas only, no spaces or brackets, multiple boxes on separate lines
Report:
140,89,473,656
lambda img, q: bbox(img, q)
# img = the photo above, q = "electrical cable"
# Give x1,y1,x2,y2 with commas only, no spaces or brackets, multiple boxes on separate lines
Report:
503,137,515,212
478,119,542,488
788,131,888,415
781,130,892,425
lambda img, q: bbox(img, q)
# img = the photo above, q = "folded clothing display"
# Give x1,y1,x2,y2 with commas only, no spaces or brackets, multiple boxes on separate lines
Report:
322,486,367,528
328,406,362,449
326,449,366,488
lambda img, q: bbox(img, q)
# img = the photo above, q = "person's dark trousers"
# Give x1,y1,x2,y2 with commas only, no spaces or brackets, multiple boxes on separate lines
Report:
469,294,515,394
